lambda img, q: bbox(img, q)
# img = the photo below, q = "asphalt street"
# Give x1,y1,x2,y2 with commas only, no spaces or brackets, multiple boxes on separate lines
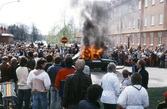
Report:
91,66,167,88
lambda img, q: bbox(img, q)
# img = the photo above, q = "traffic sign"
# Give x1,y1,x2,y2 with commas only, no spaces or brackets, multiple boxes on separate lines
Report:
61,37,68,44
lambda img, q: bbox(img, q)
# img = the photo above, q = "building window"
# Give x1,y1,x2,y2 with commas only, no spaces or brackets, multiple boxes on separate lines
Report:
152,0,155,5
145,0,148,7
138,19,140,28
158,35,162,45
120,35,122,44
138,35,140,44
144,17,147,26
160,0,163,3
143,36,146,45
151,16,154,25
129,21,131,29
159,14,163,24
129,5,131,13
117,24,119,30
132,35,135,44
139,1,141,9
124,36,126,44
133,20,135,28
150,35,154,45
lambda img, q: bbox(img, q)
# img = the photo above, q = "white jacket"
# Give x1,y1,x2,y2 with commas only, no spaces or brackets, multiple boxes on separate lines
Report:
100,72,120,104
117,85,149,109
27,69,51,93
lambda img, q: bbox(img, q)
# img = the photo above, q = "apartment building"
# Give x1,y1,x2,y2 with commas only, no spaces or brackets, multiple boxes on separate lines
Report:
109,0,167,50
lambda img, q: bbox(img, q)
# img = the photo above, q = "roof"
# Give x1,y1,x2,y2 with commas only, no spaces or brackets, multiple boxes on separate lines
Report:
0,33,14,37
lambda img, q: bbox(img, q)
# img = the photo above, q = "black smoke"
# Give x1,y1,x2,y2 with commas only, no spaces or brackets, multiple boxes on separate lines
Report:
70,0,113,49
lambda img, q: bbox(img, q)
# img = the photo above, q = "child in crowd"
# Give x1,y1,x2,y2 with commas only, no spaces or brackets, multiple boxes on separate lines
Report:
121,69,131,92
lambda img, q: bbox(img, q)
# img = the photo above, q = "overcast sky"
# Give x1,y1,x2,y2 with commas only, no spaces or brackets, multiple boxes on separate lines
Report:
0,0,110,35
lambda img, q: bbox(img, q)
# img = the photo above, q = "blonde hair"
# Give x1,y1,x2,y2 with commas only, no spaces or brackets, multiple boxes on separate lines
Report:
75,59,85,71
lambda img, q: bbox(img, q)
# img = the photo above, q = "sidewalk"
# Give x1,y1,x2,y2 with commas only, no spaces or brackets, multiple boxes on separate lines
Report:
116,66,167,88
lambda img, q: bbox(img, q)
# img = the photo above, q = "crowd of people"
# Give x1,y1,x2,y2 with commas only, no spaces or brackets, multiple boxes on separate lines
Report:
110,44,167,68
0,41,166,109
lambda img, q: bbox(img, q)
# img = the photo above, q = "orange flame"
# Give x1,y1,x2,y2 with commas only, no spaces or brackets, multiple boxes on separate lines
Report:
81,44,103,60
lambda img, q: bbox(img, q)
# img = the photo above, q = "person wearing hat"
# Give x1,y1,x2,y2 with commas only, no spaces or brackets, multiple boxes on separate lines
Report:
156,91,167,109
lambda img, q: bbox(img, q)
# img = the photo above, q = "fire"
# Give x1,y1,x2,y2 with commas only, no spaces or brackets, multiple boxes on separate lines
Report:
80,44,103,60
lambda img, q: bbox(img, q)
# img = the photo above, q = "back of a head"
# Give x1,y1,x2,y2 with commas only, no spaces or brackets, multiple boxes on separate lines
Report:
87,84,103,101
28,51,33,58
65,56,73,67
36,58,47,70
46,55,53,63
10,57,18,66
131,72,142,85
122,69,129,78
54,56,62,64
107,62,116,72
75,59,85,71
20,56,28,67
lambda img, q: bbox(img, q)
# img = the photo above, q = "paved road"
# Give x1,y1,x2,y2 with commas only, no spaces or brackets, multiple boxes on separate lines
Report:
91,66,167,88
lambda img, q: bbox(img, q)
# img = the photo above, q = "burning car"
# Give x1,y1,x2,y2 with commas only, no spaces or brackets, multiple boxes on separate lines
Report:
72,45,117,71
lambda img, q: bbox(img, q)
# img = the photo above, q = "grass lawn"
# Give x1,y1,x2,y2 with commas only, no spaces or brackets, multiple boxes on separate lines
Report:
98,87,167,109
147,87,167,109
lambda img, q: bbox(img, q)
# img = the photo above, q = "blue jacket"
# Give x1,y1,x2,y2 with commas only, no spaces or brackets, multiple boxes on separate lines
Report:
47,64,62,86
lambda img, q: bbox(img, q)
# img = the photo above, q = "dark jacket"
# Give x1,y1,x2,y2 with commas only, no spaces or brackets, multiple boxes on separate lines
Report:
139,68,149,89
78,99,100,109
26,58,35,70
62,71,92,107
0,63,10,82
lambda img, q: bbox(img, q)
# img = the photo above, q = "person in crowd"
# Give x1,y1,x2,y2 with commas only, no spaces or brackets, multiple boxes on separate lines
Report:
44,55,53,72
27,58,51,109
33,52,39,66
62,59,92,109
78,84,103,109
136,59,149,89
131,58,138,74
100,62,120,109
55,56,76,108
19,47,27,57
156,91,167,109
73,43,79,55
47,56,62,109
0,56,10,82
117,72,149,109
16,56,31,109
120,69,131,92
26,51,35,72
0,56,10,103
38,49,44,58
8,57,18,81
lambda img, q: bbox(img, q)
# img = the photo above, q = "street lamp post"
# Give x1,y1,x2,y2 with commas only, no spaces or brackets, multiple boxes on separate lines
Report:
0,0,20,24
0,0,20,11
